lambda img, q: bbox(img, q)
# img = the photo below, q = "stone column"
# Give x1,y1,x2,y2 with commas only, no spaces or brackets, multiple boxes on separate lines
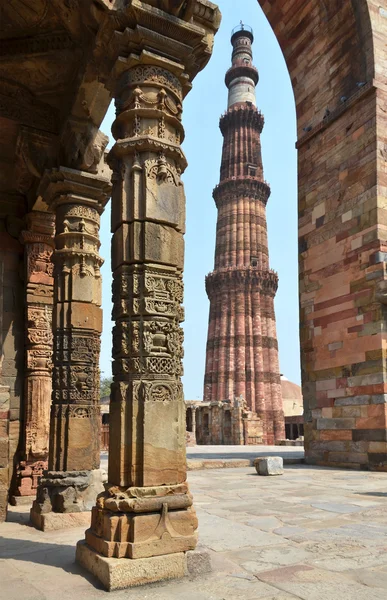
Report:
30,168,111,530
12,211,54,503
76,2,220,588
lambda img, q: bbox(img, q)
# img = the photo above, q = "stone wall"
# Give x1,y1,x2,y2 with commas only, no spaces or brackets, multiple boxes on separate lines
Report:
0,231,24,521
191,399,262,445
258,0,387,469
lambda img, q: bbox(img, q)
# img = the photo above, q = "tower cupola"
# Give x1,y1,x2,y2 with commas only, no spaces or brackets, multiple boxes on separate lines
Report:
226,24,259,108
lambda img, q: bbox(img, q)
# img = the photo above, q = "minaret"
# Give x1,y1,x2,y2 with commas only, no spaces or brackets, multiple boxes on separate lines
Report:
204,24,285,445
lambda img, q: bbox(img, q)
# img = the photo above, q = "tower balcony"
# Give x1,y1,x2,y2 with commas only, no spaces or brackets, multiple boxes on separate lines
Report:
220,103,264,134
205,266,279,300
213,177,271,208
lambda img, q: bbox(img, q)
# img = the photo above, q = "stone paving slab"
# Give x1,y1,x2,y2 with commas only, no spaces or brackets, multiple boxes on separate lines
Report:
1,464,387,599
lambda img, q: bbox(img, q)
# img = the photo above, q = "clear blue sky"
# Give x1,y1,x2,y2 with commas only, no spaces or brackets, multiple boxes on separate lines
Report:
99,0,300,396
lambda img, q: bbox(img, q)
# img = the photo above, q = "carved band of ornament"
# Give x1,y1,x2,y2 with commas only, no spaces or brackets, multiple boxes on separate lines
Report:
54,331,100,356
121,66,183,101
0,32,73,57
118,87,183,120
21,232,55,247
220,106,264,135
52,404,100,419
54,248,104,265
62,205,100,222
205,268,279,298
145,156,181,186
110,137,187,171
112,355,182,378
213,179,271,206
61,220,100,238
52,389,99,403
142,380,183,403
113,320,183,360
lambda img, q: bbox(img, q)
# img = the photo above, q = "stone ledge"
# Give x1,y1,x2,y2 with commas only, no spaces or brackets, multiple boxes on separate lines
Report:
76,541,212,591
187,457,304,471
30,509,91,531
10,495,35,507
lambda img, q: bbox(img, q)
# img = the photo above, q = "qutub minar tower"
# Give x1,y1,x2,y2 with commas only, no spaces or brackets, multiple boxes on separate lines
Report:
204,24,285,445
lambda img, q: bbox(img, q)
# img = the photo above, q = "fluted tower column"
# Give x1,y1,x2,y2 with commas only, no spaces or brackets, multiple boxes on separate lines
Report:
204,25,285,445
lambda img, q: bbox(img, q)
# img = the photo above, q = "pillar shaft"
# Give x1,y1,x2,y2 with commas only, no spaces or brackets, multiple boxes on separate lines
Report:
31,168,111,522
80,2,220,568
13,211,55,499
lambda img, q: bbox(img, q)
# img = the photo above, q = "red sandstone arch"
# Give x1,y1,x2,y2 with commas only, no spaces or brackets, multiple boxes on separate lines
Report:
257,0,374,129
255,0,387,469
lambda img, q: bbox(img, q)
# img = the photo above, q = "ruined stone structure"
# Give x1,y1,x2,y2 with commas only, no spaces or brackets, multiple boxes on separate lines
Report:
204,25,285,445
185,375,302,446
0,0,387,591
186,398,263,446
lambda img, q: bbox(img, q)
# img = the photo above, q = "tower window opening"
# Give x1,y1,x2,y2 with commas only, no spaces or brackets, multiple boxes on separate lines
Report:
251,256,258,267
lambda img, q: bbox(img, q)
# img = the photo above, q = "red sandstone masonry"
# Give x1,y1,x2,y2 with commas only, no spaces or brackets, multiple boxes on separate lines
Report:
258,0,387,469
203,27,284,444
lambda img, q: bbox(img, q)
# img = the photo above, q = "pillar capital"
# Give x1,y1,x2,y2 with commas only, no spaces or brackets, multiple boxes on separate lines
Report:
105,0,221,97
37,167,111,213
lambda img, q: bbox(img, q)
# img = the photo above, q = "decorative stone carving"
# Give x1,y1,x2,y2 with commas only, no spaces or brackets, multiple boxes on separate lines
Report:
30,168,111,525
12,211,55,501
78,3,220,578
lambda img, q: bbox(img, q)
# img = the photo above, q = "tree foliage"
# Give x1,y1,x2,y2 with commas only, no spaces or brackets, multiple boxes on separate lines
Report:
100,376,112,398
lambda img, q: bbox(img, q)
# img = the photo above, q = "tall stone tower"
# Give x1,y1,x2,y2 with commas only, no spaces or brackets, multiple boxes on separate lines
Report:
204,25,285,445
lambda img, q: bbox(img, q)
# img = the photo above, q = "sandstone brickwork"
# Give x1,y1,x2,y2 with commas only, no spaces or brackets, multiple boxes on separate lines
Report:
258,0,387,470
204,26,285,445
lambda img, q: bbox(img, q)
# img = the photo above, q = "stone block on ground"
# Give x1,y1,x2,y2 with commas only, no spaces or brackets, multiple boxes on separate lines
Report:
254,456,284,476
186,547,212,576
76,540,187,591
30,509,91,531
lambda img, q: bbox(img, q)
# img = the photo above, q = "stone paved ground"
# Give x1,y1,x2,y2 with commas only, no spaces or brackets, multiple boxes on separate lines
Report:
101,446,305,472
1,465,387,599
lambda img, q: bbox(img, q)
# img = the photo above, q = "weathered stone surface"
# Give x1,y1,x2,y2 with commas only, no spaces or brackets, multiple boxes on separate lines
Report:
79,1,220,577
76,541,187,591
12,211,55,500
30,468,106,529
30,168,111,527
30,509,92,532
254,456,284,476
186,547,212,576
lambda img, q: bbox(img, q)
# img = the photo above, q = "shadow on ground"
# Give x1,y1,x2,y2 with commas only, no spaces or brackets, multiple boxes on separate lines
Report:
0,535,103,589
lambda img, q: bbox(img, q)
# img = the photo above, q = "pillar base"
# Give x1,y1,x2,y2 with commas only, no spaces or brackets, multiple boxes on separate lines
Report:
76,541,211,591
30,509,92,531
30,468,106,530
84,484,198,560
10,495,35,507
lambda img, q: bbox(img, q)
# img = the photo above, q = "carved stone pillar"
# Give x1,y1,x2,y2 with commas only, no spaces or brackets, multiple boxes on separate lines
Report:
76,1,220,590
11,211,54,503
30,168,111,530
